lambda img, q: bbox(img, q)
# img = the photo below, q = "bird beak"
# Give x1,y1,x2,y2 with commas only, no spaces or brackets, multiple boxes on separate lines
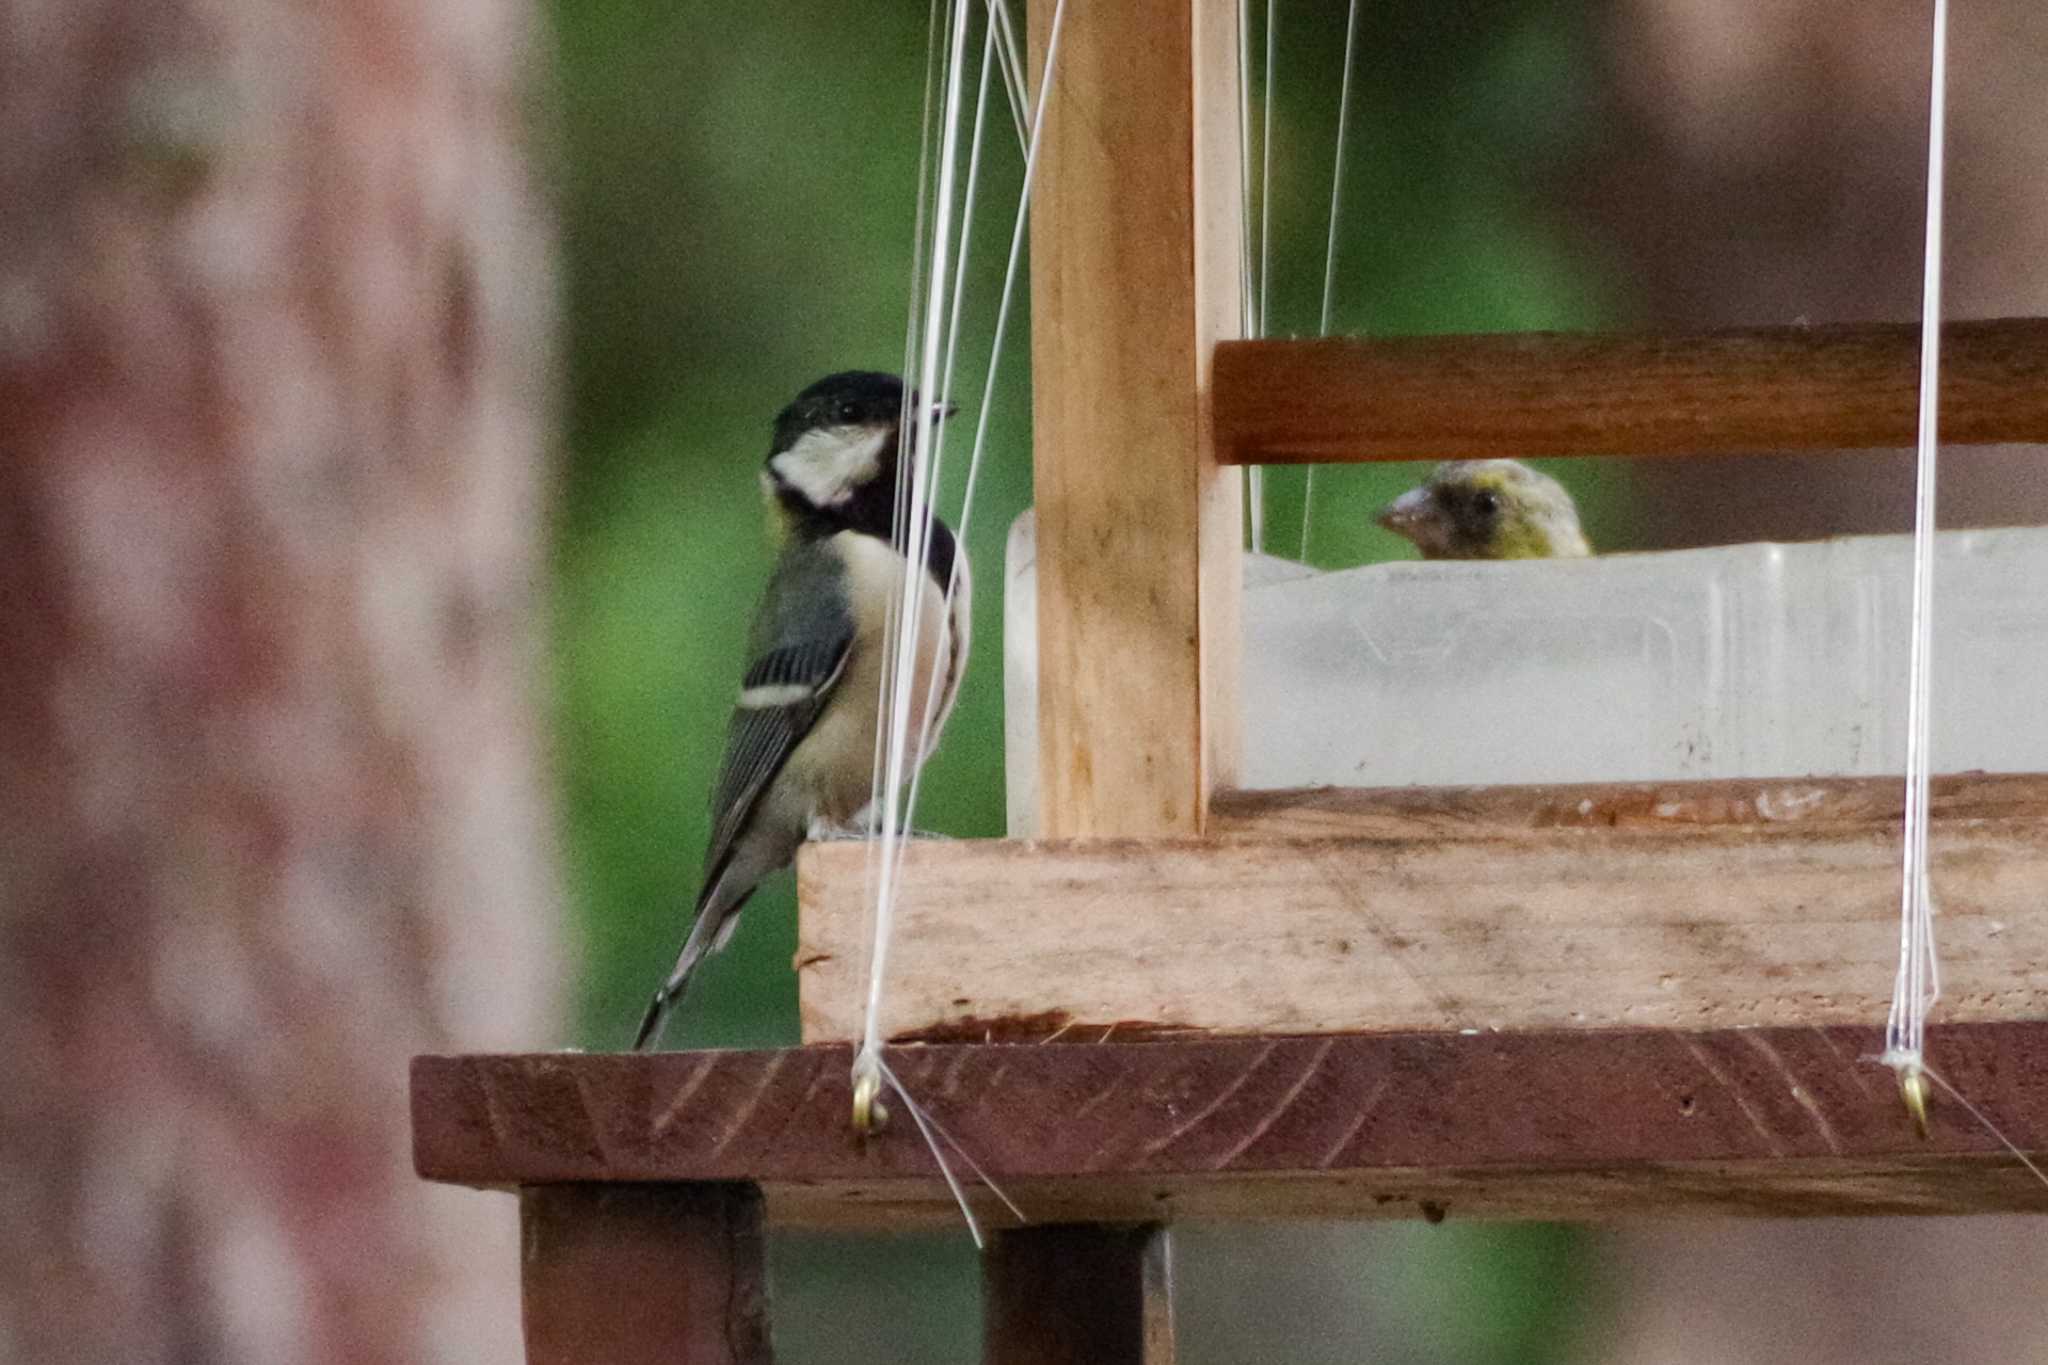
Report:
1377,486,1433,535
933,400,958,422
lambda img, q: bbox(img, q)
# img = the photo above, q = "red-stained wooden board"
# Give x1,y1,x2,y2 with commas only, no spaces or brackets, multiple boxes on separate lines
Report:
413,1025,2048,1227
1211,319,2048,465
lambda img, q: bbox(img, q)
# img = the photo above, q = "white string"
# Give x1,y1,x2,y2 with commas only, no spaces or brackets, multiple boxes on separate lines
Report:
869,0,953,873
1921,1063,2048,1188
1881,0,1947,1098
1258,0,1276,341
899,0,1066,851
1238,0,1263,553
891,1073,985,1245
1301,0,1360,563
864,0,971,1057
861,1055,1029,1248
986,0,1032,154
847,0,975,1241
1235,0,1256,338
1316,0,1358,342
869,0,1067,1019
881,1056,1029,1225
850,0,1068,1247
880,8,998,870
940,23,999,426
1252,0,1279,554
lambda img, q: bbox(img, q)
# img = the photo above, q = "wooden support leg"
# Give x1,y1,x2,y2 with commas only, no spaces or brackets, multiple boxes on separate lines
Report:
519,1183,772,1365
985,1224,1176,1364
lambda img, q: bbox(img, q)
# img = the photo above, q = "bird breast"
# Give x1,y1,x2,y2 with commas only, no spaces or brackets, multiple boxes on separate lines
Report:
798,530,966,827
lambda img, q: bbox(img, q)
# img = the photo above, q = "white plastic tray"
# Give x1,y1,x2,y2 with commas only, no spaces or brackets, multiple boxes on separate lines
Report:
1003,512,2048,835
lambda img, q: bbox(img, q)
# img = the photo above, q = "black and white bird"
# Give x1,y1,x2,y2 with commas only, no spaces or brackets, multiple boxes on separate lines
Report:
634,371,969,1050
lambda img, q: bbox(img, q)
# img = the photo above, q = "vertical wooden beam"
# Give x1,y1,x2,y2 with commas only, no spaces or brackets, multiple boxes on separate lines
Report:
1027,0,1243,837
519,1184,773,1365
986,1225,1176,1364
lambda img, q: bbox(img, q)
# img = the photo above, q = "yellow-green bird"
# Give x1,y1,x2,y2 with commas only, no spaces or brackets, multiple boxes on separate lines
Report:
1376,459,1590,560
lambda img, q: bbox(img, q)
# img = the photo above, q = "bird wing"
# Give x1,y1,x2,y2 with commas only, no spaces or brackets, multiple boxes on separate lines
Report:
699,546,857,889
922,520,970,762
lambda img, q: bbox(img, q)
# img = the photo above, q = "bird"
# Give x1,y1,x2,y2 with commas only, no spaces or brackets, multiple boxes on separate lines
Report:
1376,459,1591,560
634,371,969,1050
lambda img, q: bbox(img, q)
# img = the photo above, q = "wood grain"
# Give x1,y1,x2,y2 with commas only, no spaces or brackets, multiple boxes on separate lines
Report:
1026,0,1242,837
987,1225,1175,1365
794,796,2048,1045
1209,773,2048,839
412,1028,2048,1225
519,1184,772,1365
1211,320,2048,464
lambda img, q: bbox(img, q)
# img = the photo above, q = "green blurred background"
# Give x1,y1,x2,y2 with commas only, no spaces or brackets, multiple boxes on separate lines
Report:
551,1,1628,1359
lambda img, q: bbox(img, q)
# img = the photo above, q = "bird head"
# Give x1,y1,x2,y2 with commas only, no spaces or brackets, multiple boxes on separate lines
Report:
763,371,955,523
1376,459,1590,561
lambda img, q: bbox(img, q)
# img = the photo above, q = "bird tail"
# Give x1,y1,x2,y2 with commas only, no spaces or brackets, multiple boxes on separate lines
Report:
632,867,756,1051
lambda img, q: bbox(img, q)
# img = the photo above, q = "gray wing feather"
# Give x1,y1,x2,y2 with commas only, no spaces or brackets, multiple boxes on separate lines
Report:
699,542,856,884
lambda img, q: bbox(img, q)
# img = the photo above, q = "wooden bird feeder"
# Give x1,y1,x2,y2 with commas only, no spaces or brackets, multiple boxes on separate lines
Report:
410,2,2048,1359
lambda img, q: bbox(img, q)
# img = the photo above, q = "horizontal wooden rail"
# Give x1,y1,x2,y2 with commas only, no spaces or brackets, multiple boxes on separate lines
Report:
797,774,2048,1045
1208,771,2048,838
1211,318,2048,464
413,1027,2048,1225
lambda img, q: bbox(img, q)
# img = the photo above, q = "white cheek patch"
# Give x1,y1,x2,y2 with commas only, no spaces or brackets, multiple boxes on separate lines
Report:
769,425,890,508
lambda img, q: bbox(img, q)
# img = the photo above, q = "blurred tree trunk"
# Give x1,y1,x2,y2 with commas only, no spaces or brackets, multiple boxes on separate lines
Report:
0,3,559,1363
1564,4,2048,1361
1572,0,2048,550
1582,1218,2048,1365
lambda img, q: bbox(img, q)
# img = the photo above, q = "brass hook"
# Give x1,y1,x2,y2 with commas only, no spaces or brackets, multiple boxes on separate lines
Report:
1899,1063,1931,1140
852,1066,891,1135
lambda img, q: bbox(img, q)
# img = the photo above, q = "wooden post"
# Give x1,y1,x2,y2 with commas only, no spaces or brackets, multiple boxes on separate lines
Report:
1027,0,1243,838
986,1225,1176,1364
519,1184,772,1365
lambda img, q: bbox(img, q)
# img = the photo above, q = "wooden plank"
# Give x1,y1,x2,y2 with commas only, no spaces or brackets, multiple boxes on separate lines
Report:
986,1225,1175,1365
1211,319,2048,464
794,803,2048,1046
412,1029,2048,1226
1027,0,1241,837
1209,772,2048,839
519,1183,772,1365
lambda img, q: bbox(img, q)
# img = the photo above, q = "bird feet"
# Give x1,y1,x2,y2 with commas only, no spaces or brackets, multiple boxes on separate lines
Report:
806,819,954,842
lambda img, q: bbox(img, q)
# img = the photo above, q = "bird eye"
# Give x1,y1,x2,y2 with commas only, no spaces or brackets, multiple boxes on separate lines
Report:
835,401,859,423
1472,489,1501,518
